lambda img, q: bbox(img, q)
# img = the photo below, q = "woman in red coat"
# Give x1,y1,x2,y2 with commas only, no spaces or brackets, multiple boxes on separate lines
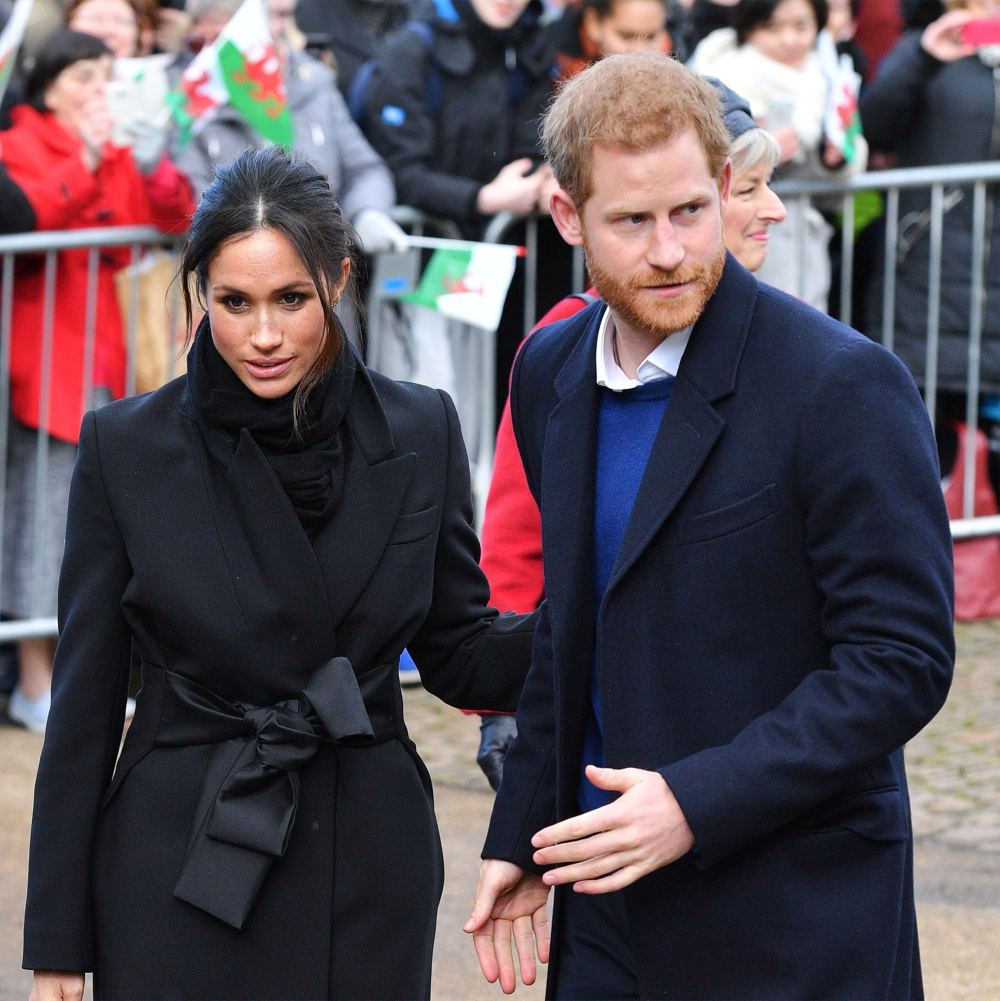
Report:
0,29,193,733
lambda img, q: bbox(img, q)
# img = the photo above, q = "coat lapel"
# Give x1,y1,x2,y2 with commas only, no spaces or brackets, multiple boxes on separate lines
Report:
539,311,602,681
604,256,758,598
311,366,415,628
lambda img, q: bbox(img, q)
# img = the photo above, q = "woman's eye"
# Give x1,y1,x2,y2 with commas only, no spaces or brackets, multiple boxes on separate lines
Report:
280,292,305,306
223,295,246,309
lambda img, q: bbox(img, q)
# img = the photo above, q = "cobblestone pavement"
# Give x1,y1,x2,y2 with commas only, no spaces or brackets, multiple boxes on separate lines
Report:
1,620,998,1000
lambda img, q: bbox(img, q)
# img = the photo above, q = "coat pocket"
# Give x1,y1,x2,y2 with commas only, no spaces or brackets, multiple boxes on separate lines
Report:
789,786,909,843
679,483,779,545
387,505,440,545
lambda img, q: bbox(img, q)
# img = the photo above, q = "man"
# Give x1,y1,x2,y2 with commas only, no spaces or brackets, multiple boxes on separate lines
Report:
465,52,954,1000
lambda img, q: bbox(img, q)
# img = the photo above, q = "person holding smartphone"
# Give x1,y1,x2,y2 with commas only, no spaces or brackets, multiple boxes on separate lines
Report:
859,0,1000,494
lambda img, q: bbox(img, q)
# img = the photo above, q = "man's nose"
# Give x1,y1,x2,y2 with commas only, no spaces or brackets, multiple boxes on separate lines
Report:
646,219,685,271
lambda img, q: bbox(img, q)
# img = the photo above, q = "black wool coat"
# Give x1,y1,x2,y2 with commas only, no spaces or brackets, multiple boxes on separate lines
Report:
485,257,955,1000
23,362,535,1000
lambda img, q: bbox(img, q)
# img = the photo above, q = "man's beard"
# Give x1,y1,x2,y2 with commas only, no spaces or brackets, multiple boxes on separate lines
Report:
583,239,726,340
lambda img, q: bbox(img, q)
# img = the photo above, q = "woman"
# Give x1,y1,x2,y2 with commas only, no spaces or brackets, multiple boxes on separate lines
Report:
473,80,786,787
23,146,534,1001
65,0,151,58
860,0,1000,471
0,29,194,733
689,0,867,311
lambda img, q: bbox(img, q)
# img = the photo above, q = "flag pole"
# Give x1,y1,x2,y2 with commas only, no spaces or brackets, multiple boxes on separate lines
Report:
400,235,528,257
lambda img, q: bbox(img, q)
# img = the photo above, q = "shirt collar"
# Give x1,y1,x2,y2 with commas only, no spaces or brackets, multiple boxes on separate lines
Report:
595,307,693,392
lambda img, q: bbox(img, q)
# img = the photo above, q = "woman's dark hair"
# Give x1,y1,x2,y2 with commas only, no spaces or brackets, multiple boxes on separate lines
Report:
25,29,111,112
732,0,829,44
178,146,362,426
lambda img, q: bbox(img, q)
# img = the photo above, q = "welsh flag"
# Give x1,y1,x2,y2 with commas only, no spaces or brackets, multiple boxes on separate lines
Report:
169,0,292,148
0,0,33,106
817,31,863,166
399,243,521,332
824,53,863,165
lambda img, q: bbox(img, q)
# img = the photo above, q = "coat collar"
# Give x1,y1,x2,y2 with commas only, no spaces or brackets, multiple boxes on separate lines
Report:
180,360,414,657
544,255,758,606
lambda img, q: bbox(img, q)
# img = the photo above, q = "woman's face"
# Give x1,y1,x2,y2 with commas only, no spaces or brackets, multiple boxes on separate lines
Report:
723,159,786,272
44,56,113,134
206,228,349,400
469,0,532,30
746,0,818,69
69,0,140,59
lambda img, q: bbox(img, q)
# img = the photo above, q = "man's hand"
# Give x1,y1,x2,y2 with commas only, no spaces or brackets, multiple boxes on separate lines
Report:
29,971,84,1001
465,859,550,994
531,765,694,893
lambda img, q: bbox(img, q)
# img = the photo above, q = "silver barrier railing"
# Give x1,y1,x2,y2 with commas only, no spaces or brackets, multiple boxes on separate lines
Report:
0,225,183,645
772,160,1000,537
2,162,998,648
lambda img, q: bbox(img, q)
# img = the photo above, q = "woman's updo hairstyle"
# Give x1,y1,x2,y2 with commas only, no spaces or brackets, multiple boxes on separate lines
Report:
179,146,362,425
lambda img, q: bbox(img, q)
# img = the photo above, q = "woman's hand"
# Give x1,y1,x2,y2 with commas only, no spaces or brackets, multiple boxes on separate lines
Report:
76,95,113,172
921,9,977,63
29,971,84,1001
772,125,800,165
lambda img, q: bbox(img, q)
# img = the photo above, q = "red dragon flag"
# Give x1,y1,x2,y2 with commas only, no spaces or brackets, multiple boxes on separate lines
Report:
171,0,292,148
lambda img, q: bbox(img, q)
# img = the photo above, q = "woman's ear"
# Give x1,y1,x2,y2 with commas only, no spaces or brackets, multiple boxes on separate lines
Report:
333,256,351,302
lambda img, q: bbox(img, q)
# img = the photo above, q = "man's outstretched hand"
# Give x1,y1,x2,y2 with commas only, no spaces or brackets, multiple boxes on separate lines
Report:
465,859,550,994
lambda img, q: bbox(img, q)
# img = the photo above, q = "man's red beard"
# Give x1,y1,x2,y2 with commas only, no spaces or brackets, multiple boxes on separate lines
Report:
583,240,726,340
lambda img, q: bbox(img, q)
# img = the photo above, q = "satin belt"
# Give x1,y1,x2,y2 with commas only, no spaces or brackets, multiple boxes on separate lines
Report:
138,658,401,930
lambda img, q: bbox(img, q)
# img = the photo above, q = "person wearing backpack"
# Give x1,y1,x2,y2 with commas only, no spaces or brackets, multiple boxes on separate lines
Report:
362,0,558,236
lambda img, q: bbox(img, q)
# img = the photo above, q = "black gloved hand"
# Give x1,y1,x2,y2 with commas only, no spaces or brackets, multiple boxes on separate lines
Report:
476,714,518,791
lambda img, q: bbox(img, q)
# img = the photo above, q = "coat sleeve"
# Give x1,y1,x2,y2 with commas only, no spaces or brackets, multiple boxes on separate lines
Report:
406,390,536,713
659,339,954,868
364,32,483,222
323,85,396,222
859,31,941,152
22,410,135,973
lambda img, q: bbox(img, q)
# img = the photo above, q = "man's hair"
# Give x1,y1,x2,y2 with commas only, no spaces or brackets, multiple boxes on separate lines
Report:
541,52,730,207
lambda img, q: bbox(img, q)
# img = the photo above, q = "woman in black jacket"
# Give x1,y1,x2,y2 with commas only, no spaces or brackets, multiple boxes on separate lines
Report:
24,147,535,1001
860,1,1000,423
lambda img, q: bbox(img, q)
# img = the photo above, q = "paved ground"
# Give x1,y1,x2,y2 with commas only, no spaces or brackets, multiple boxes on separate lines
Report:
1,619,998,1000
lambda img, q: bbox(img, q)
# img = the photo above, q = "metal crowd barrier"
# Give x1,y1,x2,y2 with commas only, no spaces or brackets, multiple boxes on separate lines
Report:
2,160,999,647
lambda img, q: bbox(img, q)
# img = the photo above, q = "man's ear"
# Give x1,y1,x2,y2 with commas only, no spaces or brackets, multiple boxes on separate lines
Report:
550,187,585,247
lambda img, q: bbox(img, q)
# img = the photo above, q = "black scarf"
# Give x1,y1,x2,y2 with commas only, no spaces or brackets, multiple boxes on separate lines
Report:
187,315,356,536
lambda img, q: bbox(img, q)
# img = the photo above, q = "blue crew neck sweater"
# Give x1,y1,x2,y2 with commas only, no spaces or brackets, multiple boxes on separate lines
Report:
578,377,674,813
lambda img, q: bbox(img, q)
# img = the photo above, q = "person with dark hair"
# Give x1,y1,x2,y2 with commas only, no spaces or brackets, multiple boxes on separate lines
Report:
0,144,35,233
21,145,534,1001
689,0,867,311
0,28,193,736
549,0,673,78
464,52,953,1000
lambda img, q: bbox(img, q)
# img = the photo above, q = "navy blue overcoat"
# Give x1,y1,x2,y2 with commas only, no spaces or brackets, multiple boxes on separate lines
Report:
485,255,955,1000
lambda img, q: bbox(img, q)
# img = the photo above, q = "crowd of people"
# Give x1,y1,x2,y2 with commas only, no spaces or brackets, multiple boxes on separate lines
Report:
0,1,986,999
0,0,991,747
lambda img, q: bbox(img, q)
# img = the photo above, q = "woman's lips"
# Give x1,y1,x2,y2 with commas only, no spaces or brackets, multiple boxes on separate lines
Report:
245,357,293,379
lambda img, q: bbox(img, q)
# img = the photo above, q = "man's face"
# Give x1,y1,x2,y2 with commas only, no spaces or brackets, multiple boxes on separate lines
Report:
583,0,670,56
551,130,729,347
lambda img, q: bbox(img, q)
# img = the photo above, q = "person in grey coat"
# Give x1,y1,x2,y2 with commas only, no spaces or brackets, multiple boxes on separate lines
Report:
174,0,406,257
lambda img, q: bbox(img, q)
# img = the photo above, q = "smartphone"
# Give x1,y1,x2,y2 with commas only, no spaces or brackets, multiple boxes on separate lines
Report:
961,18,1000,47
